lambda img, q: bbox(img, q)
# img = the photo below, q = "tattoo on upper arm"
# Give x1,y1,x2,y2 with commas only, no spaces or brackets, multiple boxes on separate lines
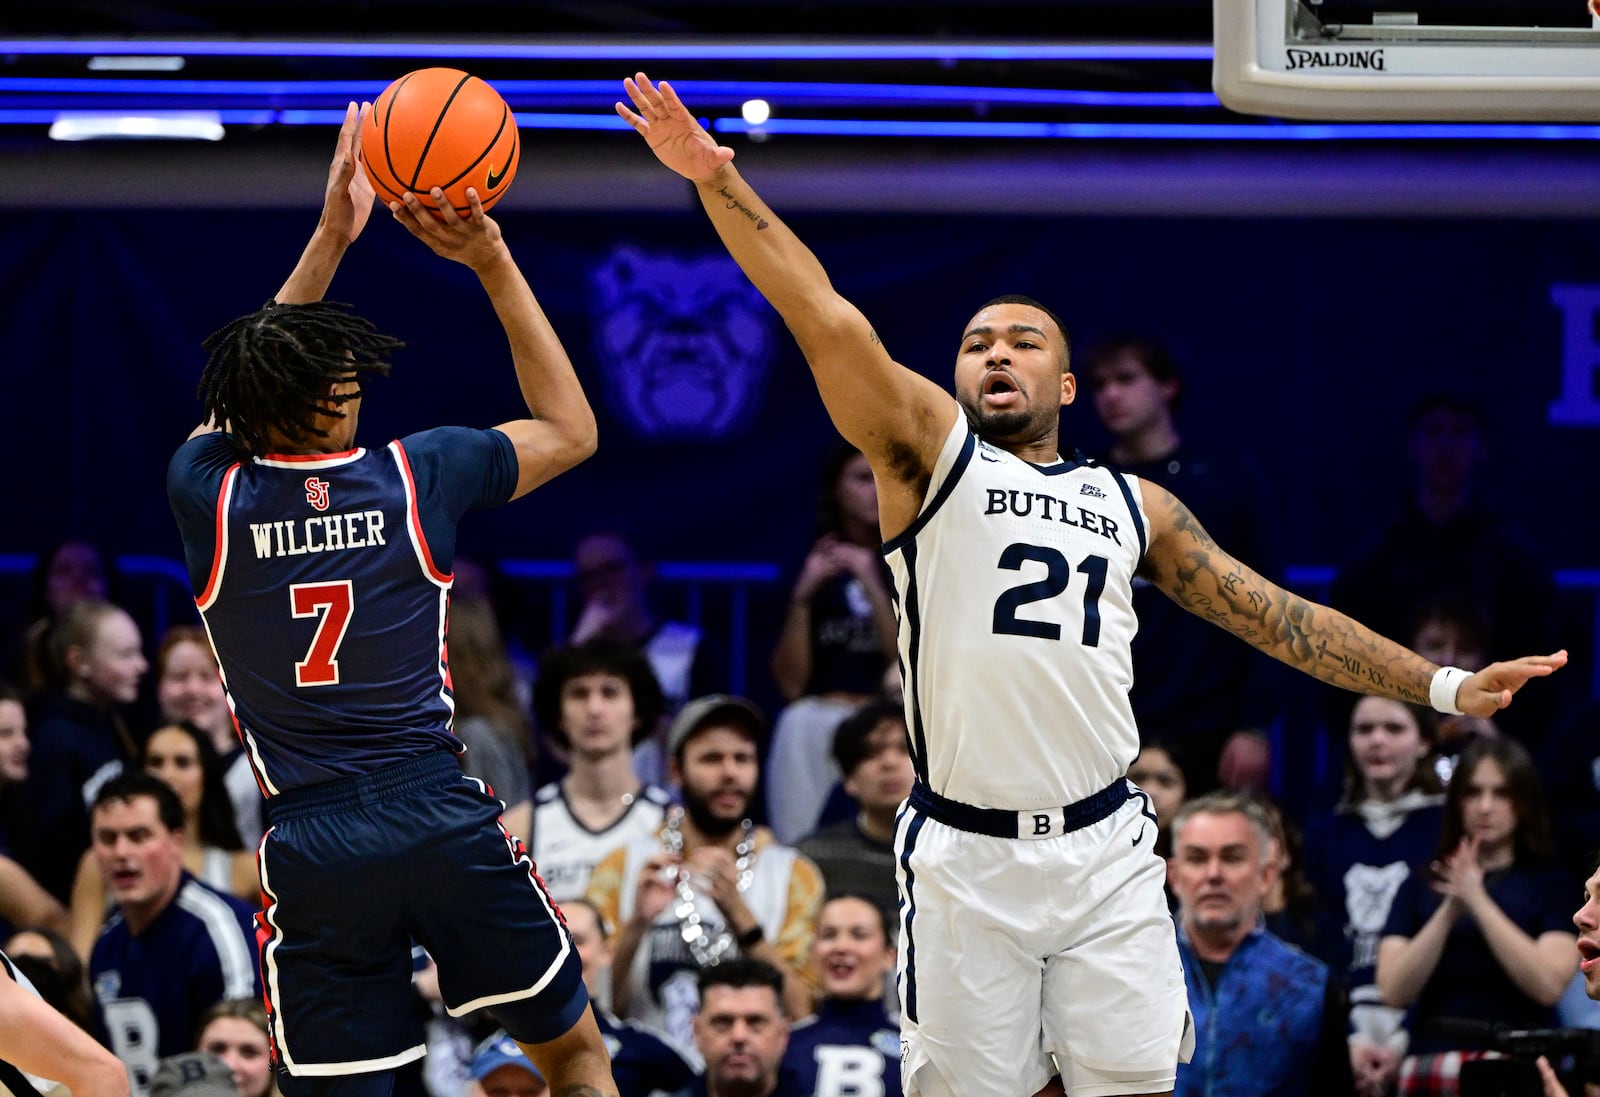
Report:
715,186,769,230
869,329,881,345
1151,489,1429,705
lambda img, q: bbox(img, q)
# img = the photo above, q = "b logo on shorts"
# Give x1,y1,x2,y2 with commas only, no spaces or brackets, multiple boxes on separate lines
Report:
1022,811,1068,839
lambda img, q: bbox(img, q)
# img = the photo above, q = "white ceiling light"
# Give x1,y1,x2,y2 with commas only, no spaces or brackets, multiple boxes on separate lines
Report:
87,56,185,71
49,111,224,141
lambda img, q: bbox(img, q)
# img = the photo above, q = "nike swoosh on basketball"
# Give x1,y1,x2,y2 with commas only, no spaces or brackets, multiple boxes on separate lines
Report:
485,162,509,189
1132,824,1146,848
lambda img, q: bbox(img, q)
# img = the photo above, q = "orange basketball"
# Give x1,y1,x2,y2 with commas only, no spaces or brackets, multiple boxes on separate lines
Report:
361,68,520,217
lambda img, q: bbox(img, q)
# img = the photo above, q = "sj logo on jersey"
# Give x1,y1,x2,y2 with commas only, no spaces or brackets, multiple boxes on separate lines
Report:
304,477,331,512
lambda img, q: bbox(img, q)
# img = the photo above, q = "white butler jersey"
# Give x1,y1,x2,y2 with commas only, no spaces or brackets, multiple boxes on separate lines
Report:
531,782,672,901
886,418,1149,810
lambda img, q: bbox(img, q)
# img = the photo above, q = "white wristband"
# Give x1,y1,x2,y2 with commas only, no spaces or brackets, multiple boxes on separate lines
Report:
1429,666,1472,716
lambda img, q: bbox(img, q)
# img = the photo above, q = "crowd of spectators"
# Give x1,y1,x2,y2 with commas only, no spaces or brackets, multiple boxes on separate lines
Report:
3,362,1592,1097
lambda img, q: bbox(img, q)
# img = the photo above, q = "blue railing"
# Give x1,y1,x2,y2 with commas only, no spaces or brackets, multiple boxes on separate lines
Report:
496,559,782,696
0,556,1592,699
0,552,196,648
0,554,781,698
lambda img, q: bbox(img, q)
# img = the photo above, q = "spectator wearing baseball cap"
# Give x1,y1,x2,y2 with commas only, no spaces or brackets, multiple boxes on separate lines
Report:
467,1031,547,1097
587,694,823,1045
150,1052,236,1097
665,695,766,761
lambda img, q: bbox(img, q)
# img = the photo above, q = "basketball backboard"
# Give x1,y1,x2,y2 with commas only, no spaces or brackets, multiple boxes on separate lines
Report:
1214,0,1600,119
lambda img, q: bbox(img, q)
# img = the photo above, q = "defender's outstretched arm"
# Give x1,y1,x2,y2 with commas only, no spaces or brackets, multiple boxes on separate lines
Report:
1139,479,1565,716
618,74,954,510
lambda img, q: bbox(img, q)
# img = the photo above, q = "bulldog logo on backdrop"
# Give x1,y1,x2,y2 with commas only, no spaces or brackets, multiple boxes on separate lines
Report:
592,245,774,440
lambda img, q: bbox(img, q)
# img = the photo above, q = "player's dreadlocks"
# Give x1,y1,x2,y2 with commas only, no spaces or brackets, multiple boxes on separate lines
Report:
197,300,404,457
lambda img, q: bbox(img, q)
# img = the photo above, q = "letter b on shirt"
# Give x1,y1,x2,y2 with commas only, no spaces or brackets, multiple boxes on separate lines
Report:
815,1045,886,1097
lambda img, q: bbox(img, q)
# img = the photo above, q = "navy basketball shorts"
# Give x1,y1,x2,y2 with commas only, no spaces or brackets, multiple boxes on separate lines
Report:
258,752,587,1077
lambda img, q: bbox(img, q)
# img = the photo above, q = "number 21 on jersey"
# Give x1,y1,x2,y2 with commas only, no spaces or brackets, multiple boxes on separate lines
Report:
992,543,1108,647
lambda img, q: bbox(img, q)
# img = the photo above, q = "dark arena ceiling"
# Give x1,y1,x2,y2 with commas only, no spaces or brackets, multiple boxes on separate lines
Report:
7,0,1599,214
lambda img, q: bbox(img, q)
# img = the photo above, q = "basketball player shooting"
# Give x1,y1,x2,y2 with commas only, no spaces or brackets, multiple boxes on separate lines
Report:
617,73,1567,1097
166,102,619,1097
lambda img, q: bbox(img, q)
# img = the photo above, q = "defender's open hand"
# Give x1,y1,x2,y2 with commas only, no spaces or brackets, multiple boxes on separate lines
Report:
617,72,736,183
1458,651,1568,717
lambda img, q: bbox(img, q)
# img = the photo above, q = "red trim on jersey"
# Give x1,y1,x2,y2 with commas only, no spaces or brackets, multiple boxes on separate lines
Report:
260,448,359,462
235,716,270,797
254,879,283,1066
391,440,451,584
498,816,567,927
197,463,241,607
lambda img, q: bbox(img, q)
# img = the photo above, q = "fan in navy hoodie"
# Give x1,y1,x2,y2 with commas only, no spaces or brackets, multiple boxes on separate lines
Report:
780,895,902,1097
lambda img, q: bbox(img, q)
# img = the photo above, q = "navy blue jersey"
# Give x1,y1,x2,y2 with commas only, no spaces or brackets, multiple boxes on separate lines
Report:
167,427,518,793
1302,797,1444,992
780,998,903,1097
801,567,895,697
1382,859,1575,1052
672,1076,805,1097
21,692,128,902
594,1006,697,1097
90,873,260,1097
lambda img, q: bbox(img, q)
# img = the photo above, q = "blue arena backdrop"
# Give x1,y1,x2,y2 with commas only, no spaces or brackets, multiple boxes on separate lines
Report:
2,209,1596,759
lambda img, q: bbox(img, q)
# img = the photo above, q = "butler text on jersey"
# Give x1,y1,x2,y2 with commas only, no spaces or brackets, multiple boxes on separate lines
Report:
984,489,1124,546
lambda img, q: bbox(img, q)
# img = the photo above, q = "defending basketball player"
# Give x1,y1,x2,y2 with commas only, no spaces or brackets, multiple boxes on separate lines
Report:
166,102,619,1097
0,947,129,1097
617,73,1567,1097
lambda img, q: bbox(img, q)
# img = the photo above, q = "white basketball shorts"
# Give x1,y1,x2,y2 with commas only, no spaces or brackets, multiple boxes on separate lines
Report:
894,781,1194,1097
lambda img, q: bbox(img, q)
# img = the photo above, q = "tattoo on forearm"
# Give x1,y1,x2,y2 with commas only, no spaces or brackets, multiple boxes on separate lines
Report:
1316,639,1390,689
1154,491,1429,705
716,186,769,230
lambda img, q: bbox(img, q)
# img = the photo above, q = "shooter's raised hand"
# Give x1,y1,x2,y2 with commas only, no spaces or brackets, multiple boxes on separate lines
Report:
324,101,376,246
272,100,377,304
389,186,506,273
617,72,736,183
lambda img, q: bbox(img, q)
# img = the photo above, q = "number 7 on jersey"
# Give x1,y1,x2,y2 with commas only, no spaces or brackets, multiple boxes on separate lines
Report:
290,580,354,687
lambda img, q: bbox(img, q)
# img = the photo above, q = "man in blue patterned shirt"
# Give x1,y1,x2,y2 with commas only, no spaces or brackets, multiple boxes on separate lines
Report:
1170,792,1353,1097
